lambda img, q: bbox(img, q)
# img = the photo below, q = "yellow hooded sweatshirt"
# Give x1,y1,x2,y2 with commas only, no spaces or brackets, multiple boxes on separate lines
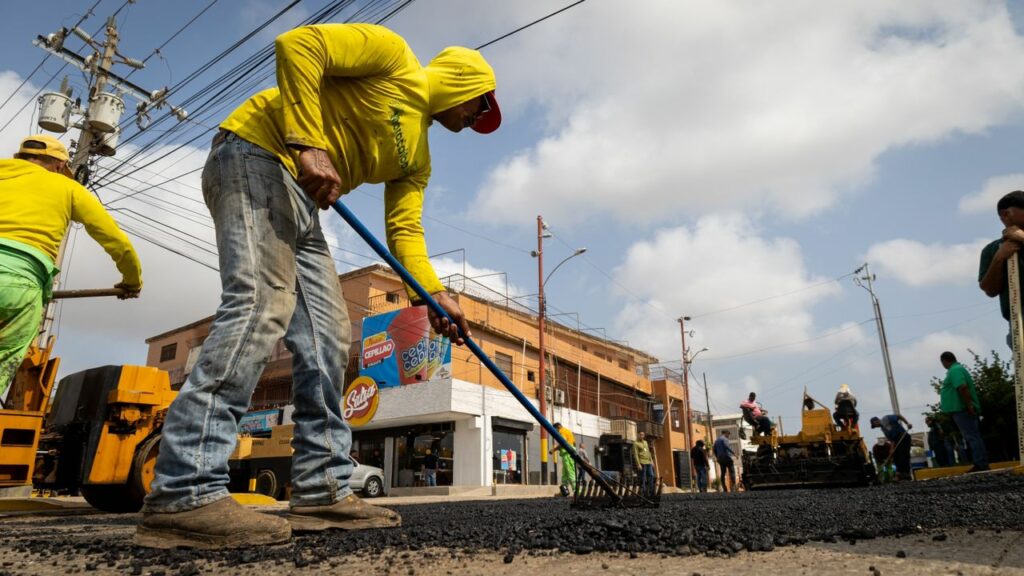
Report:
220,23,496,296
0,159,142,293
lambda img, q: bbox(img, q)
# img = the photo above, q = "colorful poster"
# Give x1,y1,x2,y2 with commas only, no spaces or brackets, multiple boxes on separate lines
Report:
238,409,281,434
500,450,510,470
360,307,451,388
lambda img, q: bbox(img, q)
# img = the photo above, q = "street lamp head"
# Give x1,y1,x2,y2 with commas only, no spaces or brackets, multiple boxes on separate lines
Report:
683,316,691,321
530,250,539,258
574,247,587,256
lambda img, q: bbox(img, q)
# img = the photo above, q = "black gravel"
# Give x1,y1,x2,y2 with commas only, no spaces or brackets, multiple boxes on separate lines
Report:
5,471,1024,573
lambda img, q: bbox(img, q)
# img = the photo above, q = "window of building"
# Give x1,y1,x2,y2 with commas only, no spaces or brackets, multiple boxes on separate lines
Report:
527,371,535,382
495,352,513,376
160,343,177,362
618,359,628,370
385,292,400,304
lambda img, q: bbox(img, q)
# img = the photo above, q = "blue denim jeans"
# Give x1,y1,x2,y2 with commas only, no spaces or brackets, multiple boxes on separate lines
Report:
718,459,736,492
639,463,655,493
425,469,437,487
695,466,708,492
144,133,353,512
951,411,989,468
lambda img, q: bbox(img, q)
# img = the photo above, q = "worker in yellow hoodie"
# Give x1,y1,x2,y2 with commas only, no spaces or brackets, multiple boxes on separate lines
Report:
0,135,142,406
140,23,501,549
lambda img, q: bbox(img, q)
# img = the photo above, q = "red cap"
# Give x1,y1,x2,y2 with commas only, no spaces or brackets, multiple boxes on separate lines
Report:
472,91,501,134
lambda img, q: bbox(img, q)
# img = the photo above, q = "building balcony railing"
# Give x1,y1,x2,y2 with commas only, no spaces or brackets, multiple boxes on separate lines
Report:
636,419,662,439
367,292,407,314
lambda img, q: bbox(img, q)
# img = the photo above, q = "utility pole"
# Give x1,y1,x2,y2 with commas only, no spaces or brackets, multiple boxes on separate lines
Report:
536,215,550,485
854,263,900,415
703,372,712,443
30,11,186,341
677,316,695,492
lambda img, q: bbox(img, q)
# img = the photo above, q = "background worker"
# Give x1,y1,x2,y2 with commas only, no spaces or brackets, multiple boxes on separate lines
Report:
870,415,913,481
833,383,859,430
422,449,439,487
549,422,576,497
713,429,736,492
925,416,952,468
140,23,501,549
691,439,709,493
740,392,773,436
632,431,655,494
939,352,989,472
872,437,895,482
978,190,1024,346
577,441,592,465
0,135,141,405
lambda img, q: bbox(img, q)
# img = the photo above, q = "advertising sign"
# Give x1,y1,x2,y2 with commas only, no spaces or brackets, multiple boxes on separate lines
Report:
360,307,451,388
238,408,281,435
343,375,380,427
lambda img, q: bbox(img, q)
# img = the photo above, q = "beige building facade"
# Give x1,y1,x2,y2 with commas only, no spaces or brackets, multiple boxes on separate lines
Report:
145,265,700,491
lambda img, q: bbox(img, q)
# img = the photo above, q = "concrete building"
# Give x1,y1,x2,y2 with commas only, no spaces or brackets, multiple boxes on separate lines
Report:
144,265,701,493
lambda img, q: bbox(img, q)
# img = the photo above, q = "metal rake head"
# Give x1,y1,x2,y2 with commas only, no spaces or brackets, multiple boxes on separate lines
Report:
571,475,663,509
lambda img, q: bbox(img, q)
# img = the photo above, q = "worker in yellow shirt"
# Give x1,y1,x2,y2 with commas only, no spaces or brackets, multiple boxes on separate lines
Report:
549,422,577,497
140,23,501,549
0,135,142,406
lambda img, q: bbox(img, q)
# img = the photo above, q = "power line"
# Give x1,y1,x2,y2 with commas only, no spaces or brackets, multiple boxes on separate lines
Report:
691,273,854,319
475,0,588,51
0,0,102,116
123,0,221,80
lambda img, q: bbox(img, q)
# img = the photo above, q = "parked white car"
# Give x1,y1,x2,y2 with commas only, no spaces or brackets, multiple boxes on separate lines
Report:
350,458,386,498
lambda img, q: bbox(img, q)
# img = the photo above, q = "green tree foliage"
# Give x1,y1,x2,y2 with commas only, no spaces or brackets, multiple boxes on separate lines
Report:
927,350,1019,462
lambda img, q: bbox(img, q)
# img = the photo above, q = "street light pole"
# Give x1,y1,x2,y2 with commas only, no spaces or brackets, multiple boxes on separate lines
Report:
532,215,586,486
854,263,900,415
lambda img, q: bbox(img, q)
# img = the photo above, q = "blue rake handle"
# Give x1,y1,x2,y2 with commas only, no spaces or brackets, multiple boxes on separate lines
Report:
331,199,617,498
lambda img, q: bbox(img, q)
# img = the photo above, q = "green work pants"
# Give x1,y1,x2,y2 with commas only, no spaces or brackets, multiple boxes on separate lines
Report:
559,451,577,490
0,270,43,405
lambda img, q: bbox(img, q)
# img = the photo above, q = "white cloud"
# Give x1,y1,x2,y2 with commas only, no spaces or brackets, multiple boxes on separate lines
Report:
609,213,864,362
958,173,1024,214
466,0,1024,226
891,330,985,375
864,238,990,287
431,257,528,300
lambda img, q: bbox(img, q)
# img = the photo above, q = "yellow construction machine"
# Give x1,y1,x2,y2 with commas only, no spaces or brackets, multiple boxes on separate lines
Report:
0,288,178,512
32,363,176,511
741,393,877,490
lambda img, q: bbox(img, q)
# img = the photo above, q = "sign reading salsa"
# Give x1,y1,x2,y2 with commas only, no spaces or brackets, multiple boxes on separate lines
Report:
359,307,451,388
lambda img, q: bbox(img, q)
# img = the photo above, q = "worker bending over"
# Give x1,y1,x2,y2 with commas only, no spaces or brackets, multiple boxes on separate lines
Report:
0,135,141,405
139,24,501,549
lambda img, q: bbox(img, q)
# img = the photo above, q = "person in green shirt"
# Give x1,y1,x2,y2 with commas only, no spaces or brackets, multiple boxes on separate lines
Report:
632,431,655,494
939,351,989,472
978,190,1024,347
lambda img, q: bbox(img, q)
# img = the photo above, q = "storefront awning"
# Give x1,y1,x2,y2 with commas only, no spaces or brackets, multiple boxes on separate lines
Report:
492,416,534,432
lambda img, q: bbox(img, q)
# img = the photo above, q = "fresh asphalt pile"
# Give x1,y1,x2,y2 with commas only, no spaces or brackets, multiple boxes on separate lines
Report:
4,471,1023,574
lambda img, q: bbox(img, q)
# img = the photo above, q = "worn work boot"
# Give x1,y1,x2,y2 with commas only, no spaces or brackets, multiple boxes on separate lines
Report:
288,493,402,532
135,496,291,549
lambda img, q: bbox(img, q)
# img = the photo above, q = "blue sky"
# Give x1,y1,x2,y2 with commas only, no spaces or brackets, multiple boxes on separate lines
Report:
3,0,1024,435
